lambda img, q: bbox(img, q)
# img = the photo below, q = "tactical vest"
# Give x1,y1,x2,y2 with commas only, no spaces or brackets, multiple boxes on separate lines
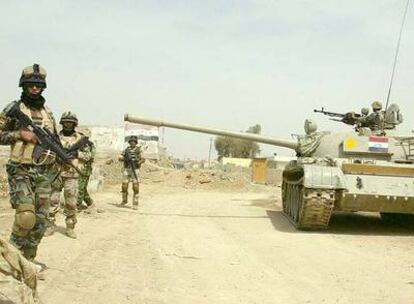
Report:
123,146,141,169
10,102,56,165
370,112,385,131
59,131,83,177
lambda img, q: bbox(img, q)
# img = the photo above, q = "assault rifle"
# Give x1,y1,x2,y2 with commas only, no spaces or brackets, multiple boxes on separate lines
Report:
66,136,93,158
5,102,83,175
123,150,139,180
313,107,361,125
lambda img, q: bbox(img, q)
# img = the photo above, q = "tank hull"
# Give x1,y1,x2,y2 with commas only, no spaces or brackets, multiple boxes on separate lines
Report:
282,161,414,229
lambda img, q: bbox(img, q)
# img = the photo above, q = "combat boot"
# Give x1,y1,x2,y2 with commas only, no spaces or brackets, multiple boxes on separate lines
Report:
76,203,87,212
65,227,77,239
120,192,128,206
65,216,77,239
44,219,56,237
132,194,139,210
44,225,55,237
85,202,97,214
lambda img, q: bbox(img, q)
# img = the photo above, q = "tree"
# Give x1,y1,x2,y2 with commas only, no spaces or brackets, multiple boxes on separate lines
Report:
214,124,261,159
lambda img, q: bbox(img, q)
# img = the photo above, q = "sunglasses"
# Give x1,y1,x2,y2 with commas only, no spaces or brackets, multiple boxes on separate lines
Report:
25,83,45,88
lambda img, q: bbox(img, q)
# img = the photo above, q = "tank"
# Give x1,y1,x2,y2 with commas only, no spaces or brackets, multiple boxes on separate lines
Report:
124,113,414,230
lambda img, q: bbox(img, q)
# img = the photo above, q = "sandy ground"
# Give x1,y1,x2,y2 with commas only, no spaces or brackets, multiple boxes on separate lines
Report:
1,183,414,304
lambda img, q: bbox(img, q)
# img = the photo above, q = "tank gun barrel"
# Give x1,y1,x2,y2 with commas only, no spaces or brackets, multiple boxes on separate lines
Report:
124,114,299,151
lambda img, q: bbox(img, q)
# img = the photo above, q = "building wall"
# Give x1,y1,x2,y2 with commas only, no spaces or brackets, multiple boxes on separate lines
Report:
78,125,161,159
221,157,252,167
78,126,124,151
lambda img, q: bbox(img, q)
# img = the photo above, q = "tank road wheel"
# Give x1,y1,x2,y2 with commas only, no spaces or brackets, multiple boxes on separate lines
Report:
380,213,414,227
282,184,335,230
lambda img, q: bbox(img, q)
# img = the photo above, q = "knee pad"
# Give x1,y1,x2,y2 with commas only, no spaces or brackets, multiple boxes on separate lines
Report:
121,183,128,192
132,183,139,194
15,204,36,230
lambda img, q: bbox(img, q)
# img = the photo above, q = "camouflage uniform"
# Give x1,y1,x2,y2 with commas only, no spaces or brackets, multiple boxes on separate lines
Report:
0,64,57,260
77,141,95,209
48,112,92,238
357,101,385,134
119,137,145,209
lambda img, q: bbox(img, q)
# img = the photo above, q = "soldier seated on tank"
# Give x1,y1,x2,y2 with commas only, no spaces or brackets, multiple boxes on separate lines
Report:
352,101,385,135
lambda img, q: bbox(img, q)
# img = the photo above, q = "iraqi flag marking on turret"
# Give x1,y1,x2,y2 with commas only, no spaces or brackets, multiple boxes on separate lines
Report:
368,137,389,152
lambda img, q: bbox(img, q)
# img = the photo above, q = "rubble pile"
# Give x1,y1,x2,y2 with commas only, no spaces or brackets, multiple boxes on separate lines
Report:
140,162,257,191
96,153,258,191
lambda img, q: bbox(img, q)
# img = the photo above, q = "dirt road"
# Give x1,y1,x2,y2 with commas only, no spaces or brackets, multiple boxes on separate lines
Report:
1,183,413,303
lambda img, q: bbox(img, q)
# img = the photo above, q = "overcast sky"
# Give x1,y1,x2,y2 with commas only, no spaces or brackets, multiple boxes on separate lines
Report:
0,0,413,159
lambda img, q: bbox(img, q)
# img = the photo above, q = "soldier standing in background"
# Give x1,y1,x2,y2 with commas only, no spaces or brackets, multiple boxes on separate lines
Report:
0,64,57,260
119,136,145,210
77,137,96,212
46,112,93,238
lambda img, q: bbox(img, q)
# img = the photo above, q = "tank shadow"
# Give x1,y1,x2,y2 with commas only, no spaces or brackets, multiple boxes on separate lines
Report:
266,210,414,236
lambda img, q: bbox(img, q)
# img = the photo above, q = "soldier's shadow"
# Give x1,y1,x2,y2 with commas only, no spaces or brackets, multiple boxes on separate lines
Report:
107,202,136,212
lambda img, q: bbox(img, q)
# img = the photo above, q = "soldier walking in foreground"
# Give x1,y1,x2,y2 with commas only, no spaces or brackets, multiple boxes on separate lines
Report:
119,136,145,210
0,64,57,260
46,112,93,238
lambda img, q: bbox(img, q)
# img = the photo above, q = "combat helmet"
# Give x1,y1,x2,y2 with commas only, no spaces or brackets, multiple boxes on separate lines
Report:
304,119,317,135
19,64,47,88
60,111,78,126
371,101,383,111
361,107,370,116
128,135,138,143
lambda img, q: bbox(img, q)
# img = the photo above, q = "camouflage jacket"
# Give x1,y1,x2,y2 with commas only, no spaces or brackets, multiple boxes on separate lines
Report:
358,111,384,131
0,99,57,165
119,145,144,169
59,130,94,178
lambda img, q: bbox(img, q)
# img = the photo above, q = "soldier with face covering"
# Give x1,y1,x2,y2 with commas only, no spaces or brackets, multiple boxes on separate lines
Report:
0,64,58,260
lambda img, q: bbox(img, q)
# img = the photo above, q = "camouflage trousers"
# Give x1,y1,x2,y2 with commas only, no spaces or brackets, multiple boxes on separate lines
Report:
49,176,78,229
6,162,54,261
77,166,93,207
121,168,140,206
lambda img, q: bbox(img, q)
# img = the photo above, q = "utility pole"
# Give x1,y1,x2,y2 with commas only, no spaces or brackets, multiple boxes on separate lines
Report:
208,137,213,167
161,127,165,145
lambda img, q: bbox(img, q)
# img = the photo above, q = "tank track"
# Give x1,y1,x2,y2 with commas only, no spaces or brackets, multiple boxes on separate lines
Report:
282,181,335,230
